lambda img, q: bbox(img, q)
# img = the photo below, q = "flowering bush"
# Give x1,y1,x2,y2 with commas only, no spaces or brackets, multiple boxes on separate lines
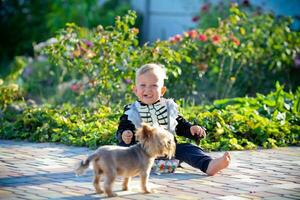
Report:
168,4,300,101
6,7,300,106
42,10,190,105
1,8,299,151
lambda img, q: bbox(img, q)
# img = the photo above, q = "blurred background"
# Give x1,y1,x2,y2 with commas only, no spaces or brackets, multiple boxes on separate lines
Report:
132,0,300,43
0,0,299,105
0,0,299,150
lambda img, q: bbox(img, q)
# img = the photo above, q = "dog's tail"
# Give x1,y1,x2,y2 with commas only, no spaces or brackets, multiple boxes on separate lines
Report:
74,152,98,176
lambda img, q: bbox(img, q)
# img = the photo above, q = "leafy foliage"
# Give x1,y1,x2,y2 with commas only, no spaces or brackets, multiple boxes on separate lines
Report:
1,83,299,151
0,0,133,74
178,82,300,150
42,10,189,105
0,82,23,111
0,103,120,149
172,4,300,101
0,8,299,151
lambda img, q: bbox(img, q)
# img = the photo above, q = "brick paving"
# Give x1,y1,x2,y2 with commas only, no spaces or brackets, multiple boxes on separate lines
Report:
0,140,299,200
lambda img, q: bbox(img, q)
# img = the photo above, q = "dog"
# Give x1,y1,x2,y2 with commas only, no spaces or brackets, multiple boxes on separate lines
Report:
74,123,176,197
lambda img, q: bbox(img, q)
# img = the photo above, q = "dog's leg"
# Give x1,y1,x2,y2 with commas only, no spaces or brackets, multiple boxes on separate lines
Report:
104,171,117,197
93,167,103,194
140,172,152,193
93,174,103,194
122,177,131,191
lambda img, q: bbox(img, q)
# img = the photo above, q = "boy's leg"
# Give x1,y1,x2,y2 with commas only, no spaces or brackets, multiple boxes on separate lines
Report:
175,143,212,173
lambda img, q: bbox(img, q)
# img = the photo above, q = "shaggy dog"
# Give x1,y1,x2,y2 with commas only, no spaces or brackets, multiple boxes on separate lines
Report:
75,123,176,197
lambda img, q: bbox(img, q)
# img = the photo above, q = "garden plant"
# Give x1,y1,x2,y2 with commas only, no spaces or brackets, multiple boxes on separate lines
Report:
0,6,299,151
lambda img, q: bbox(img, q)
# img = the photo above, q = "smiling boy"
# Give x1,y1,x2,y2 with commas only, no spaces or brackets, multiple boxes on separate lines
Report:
116,63,230,175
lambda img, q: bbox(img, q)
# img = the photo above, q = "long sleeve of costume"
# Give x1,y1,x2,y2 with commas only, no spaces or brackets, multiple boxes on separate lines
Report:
116,106,136,146
175,115,197,140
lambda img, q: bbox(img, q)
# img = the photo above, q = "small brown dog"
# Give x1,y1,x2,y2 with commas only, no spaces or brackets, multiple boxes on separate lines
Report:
74,123,176,197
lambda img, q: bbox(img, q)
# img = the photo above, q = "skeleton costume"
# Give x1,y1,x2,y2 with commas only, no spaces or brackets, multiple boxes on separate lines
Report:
116,98,212,173
116,98,196,145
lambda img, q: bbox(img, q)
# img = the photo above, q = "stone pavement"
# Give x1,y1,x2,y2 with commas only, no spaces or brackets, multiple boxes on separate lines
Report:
0,140,299,200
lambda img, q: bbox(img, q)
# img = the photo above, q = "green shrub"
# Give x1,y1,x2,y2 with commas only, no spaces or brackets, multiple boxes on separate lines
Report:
0,81,24,111
42,10,189,105
170,4,300,101
0,103,120,149
177,83,300,150
1,83,299,151
0,0,133,70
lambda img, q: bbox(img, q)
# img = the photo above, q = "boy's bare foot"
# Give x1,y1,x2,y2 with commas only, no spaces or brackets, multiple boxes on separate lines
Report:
206,152,231,176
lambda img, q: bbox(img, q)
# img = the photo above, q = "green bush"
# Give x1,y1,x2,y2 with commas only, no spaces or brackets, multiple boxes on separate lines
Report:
1,83,299,151
42,10,189,105
0,0,134,74
0,81,23,111
14,8,299,106
1,10,299,151
0,103,120,149
170,4,300,101
178,82,300,150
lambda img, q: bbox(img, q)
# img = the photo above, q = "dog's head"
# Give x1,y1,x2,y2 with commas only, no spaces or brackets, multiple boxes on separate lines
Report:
136,123,176,159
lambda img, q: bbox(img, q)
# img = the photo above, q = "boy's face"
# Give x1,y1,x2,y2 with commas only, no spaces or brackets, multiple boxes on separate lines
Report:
133,71,166,105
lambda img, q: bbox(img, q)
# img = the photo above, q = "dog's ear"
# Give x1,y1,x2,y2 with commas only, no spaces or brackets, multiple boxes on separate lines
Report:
139,123,154,140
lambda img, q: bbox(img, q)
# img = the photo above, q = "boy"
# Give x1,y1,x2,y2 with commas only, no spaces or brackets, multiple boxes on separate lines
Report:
116,63,230,176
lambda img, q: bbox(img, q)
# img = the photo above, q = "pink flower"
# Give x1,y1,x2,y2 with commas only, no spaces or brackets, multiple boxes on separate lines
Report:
169,34,183,43
70,84,78,92
70,83,83,93
211,35,221,44
187,30,198,39
84,40,93,48
125,78,132,84
198,34,207,42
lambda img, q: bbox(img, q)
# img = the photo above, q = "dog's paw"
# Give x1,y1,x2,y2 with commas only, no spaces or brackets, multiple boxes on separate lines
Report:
95,189,104,194
143,188,156,194
106,192,117,197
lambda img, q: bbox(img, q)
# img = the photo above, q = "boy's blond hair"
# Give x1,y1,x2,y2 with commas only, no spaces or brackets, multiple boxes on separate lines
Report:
136,63,167,85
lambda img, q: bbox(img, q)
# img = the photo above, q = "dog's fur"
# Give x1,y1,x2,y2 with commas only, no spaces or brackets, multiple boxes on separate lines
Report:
74,123,176,197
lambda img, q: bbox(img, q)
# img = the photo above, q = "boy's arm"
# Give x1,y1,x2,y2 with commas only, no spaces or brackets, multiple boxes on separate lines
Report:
175,115,196,140
116,113,136,146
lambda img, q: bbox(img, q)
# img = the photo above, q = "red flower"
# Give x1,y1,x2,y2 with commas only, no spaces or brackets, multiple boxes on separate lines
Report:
211,35,221,44
192,16,200,22
230,35,240,46
169,34,183,43
198,34,207,42
187,30,198,39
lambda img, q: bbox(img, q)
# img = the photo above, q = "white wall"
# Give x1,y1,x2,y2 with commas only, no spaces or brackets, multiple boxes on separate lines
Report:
130,0,300,43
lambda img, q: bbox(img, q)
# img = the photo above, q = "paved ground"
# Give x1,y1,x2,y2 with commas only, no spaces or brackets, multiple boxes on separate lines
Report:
0,140,299,200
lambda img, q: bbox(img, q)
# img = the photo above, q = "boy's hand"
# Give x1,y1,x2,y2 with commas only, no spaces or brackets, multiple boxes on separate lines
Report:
190,125,206,138
122,130,133,144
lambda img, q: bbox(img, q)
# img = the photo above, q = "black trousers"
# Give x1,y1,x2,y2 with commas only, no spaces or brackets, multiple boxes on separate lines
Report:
175,143,212,173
